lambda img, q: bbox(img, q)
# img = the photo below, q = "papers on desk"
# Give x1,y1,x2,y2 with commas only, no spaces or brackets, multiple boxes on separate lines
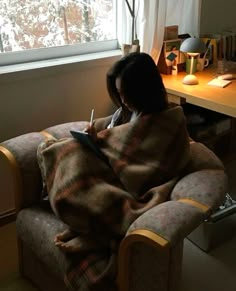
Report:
208,78,232,88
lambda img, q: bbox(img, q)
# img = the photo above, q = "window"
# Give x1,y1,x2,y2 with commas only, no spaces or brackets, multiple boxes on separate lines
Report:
0,0,118,66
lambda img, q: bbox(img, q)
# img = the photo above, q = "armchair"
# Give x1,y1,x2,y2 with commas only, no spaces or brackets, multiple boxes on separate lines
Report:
0,121,227,291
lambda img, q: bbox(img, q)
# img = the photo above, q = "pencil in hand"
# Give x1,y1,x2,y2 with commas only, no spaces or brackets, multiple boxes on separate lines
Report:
90,109,94,126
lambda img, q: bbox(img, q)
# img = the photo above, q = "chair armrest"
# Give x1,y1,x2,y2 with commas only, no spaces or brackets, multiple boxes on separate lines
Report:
0,121,92,212
41,117,112,139
41,121,89,139
0,133,45,211
126,199,209,250
118,200,207,291
170,169,228,212
117,167,228,291
122,168,227,251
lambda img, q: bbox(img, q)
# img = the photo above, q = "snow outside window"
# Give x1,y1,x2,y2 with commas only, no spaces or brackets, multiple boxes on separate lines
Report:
0,0,118,66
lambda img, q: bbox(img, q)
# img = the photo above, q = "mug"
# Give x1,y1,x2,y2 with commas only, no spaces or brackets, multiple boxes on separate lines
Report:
186,58,197,74
197,58,209,71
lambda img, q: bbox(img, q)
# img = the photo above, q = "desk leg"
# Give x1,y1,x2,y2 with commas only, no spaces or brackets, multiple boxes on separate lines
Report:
167,94,185,105
230,118,236,153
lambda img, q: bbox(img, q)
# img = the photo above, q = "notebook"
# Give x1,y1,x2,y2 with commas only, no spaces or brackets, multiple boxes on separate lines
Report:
70,130,109,164
207,78,232,88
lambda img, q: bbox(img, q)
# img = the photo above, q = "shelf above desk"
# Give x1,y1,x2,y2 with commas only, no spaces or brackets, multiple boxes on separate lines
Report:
162,70,236,118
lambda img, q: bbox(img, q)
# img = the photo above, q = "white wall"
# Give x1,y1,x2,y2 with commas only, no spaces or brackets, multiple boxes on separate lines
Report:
200,0,236,34
0,54,120,142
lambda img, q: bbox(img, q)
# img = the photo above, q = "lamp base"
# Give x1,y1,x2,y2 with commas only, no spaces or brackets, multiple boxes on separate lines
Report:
182,74,199,85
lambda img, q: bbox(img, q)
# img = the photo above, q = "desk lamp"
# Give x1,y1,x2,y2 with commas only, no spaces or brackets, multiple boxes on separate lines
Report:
180,37,206,85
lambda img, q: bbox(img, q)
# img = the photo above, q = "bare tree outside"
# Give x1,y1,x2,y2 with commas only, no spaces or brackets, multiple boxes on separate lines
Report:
0,0,115,53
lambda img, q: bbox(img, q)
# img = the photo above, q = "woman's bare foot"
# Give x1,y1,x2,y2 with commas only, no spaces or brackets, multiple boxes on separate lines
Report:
55,237,83,252
54,230,98,253
54,229,88,253
54,229,76,244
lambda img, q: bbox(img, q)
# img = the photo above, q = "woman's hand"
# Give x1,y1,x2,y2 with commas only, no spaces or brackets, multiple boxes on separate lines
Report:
83,123,97,141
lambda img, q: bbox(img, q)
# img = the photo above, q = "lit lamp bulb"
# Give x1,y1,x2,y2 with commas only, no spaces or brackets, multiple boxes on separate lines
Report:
180,37,206,85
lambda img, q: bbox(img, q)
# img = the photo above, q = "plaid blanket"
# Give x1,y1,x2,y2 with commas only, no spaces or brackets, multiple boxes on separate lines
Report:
37,106,190,290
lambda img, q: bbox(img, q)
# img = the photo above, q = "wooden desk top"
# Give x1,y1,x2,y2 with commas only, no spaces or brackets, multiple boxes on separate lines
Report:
162,70,236,118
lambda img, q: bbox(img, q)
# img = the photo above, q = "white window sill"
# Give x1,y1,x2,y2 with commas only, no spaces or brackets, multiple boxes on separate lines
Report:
0,50,122,82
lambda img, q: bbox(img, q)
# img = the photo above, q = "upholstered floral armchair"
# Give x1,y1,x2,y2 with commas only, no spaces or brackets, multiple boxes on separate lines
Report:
0,121,227,291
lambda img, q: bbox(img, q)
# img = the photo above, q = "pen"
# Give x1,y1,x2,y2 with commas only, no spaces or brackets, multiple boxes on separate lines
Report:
90,109,94,126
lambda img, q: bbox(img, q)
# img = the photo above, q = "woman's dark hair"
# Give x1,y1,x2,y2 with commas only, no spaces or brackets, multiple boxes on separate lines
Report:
106,52,168,117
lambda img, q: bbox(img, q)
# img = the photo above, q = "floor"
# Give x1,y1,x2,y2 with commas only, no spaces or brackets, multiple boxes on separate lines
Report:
181,157,236,291
0,273,37,291
182,232,236,291
0,160,235,291
0,223,37,291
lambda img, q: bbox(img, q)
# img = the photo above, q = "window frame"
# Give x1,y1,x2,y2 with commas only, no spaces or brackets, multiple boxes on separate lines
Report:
0,39,119,66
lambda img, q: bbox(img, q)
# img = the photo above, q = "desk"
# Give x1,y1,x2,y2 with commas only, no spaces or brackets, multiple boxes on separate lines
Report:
162,69,236,161
162,70,236,118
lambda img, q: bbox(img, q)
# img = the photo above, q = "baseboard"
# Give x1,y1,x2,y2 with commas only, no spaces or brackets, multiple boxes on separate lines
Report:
0,209,16,227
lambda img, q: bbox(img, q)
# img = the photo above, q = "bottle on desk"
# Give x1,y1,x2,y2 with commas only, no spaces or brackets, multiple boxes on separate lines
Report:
172,65,178,75
217,59,226,75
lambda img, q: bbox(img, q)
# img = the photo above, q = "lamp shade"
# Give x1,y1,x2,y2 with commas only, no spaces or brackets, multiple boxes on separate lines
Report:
180,37,206,53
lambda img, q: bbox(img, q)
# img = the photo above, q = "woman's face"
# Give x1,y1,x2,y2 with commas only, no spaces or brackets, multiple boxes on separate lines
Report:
115,77,134,112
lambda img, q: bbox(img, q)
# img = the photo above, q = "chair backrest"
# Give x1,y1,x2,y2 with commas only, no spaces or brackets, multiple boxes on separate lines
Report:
170,141,227,212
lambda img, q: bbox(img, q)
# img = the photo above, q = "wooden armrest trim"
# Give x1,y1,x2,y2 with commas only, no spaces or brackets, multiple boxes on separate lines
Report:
117,229,169,291
0,145,23,212
124,229,170,248
178,198,210,212
40,130,55,140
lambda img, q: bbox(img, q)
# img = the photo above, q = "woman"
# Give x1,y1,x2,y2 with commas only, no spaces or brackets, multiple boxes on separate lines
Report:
37,52,190,291
52,52,190,252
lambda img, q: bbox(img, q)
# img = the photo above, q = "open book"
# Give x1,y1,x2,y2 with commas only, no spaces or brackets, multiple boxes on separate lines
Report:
70,130,109,164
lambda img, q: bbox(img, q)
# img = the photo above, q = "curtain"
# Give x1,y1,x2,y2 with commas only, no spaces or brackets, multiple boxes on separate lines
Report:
166,0,202,37
117,0,201,62
137,0,167,61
